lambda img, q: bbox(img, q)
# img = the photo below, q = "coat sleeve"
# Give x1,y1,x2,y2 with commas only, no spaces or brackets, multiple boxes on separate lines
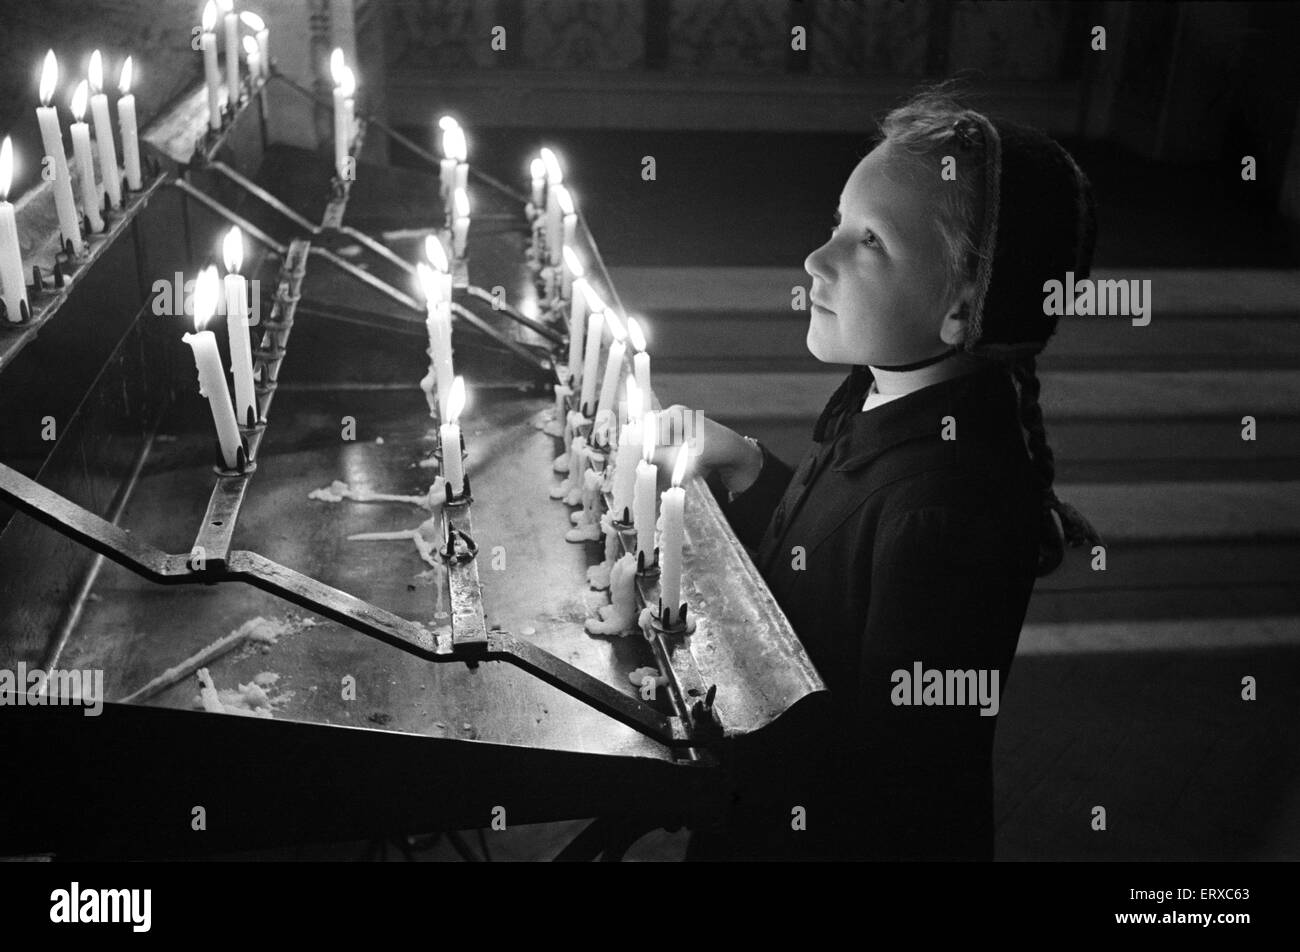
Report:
845,504,1029,859
708,441,796,551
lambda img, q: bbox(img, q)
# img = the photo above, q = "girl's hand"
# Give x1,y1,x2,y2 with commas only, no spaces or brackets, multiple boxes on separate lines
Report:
652,405,764,494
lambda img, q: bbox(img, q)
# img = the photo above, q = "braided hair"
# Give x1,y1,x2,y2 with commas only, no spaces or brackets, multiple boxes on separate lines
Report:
878,80,1104,577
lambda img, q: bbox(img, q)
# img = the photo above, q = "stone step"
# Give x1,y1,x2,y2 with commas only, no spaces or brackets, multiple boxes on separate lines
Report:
1014,614,1300,656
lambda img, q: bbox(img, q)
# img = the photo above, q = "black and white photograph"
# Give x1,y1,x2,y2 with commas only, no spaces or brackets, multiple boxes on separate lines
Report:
0,0,1295,923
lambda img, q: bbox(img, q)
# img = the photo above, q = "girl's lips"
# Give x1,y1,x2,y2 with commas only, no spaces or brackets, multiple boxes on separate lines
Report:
812,302,835,315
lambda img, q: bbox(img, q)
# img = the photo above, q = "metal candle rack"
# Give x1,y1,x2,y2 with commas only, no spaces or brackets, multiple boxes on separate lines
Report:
0,72,718,757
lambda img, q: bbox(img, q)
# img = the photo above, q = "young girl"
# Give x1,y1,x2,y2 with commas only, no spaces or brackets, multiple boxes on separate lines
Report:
677,85,1104,861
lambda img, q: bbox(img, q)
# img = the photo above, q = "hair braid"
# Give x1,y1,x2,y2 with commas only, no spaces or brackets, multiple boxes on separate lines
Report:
1012,354,1105,576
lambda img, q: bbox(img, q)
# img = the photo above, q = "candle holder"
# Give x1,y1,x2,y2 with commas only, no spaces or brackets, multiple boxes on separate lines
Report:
635,546,661,579
651,599,690,635
212,436,256,477
443,471,472,508
0,297,31,324
440,521,478,563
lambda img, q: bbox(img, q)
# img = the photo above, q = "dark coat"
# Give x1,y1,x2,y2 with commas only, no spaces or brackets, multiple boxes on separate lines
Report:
691,363,1042,861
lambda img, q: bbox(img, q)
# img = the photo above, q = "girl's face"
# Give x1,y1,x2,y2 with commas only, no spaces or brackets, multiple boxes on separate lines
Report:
804,141,966,365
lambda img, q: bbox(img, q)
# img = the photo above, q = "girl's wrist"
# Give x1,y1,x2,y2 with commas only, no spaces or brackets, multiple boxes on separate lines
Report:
720,435,764,497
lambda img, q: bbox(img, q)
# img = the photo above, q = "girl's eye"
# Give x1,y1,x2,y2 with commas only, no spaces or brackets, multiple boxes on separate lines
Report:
861,231,879,248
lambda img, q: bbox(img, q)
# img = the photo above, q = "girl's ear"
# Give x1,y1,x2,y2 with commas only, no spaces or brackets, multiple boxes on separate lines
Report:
939,297,972,346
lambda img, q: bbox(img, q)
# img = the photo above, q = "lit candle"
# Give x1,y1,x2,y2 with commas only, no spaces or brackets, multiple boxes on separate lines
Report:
611,379,642,524
559,189,577,277
183,265,243,469
88,51,121,210
418,241,454,418
330,50,355,181
117,56,141,191
425,233,453,303
220,0,239,109
578,293,604,417
595,309,627,427
452,187,470,258
201,2,222,130
35,51,83,254
440,376,467,497
626,317,652,412
540,147,562,262
240,11,269,80
659,445,691,623
566,267,589,386
0,139,28,324
529,156,545,210
634,412,658,569
438,117,460,209
242,36,260,88
69,82,104,235
222,227,257,427
546,184,568,266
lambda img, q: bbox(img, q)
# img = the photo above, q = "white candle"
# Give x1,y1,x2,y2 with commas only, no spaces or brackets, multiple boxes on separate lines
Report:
418,248,454,418
69,83,104,235
242,36,261,90
540,148,562,261
627,317,652,411
452,187,470,258
566,273,589,387
184,266,243,469
634,413,658,569
595,310,626,426
425,234,453,302
221,0,240,109
611,379,642,524
222,227,256,427
454,161,468,195
559,188,577,278
578,295,604,417
529,157,545,210
0,139,28,324
659,445,690,622
561,244,583,305
330,51,355,181
201,2,222,130
36,52,83,254
546,184,567,265
88,51,122,210
117,57,141,191
439,118,461,209
240,11,269,79
440,376,467,497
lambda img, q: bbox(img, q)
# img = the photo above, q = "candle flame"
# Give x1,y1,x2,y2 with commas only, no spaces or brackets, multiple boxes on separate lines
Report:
416,262,438,303
240,10,266,31
193,265,220,330
453,187,470,219
540,147,562,184
337,65,356,98
529,157,545,181
119,56,133,95
627,377,642,421
425,234,449,272
88,50,103,94
579,282,605,314
627,316,647,353
438,114,459,131
556,185,575,217
71,80,88,121
202,1,217,33
562,245,584,279
605,309,626,342
329,48,346,85
242,36,259,56
642,411,657,462
40,51,57,106
217,0,233,14
670,444,690,487
222,227,244,273
447,126,467,162
446,376,466,422
0,138,12,201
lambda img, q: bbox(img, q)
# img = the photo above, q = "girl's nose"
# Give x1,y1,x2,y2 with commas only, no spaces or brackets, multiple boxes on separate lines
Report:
805,241,833,285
